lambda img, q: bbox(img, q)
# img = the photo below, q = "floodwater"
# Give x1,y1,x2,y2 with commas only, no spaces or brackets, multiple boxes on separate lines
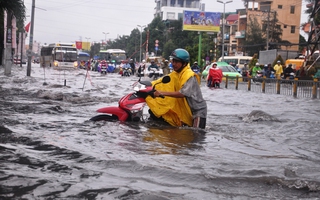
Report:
0,64,320,200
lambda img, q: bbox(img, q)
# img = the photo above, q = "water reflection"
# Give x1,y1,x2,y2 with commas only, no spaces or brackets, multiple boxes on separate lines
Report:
143,127,206,155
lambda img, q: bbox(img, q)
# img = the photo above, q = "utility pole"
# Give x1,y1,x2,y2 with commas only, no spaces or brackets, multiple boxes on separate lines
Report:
217,0,233,61
137,25,146,62
266,9,270,50
27,0,35,76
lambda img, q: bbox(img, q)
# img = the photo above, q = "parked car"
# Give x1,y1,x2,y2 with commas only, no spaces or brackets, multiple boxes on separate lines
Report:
202,61,242,80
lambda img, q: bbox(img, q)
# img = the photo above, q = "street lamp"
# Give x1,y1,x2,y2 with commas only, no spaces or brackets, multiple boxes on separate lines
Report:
217,0,233,61
137,25,146,62
102,32,109,43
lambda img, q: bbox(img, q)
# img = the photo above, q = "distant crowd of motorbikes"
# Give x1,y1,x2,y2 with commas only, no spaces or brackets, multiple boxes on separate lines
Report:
77,59,171,80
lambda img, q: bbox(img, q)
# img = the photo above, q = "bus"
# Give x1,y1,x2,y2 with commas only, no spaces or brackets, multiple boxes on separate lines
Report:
48,43,79,70
218,56,252,69
99,49,126,64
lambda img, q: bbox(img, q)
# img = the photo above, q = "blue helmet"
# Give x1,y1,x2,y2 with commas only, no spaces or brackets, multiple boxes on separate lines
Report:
170,48,190,63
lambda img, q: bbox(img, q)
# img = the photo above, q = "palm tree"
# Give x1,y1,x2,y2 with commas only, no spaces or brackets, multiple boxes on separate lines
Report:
0,0,26,65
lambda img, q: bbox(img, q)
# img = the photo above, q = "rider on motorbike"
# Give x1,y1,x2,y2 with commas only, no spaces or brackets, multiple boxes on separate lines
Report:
148,60,159,78
206,62,223,88
122,60,132,76
284,63,294,79
191,61,200,74
148,48,207,129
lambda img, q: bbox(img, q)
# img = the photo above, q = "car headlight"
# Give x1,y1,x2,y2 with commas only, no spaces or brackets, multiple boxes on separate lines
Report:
54,61,59,67
74,61,79,68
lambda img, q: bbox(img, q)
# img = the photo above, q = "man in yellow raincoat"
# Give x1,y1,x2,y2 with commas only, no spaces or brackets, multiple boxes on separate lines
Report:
146,48,207,129
273,60,283,79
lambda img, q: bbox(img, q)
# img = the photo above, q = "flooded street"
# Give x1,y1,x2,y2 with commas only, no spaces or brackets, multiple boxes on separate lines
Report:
1,64,320,199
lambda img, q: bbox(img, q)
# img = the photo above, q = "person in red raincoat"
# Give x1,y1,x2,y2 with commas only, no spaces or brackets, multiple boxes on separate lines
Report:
207,62,223,88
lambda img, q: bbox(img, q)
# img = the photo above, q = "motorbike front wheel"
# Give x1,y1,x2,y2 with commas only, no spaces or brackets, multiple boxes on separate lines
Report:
90,114,118,122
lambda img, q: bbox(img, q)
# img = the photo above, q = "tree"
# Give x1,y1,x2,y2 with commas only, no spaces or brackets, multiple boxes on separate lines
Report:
103,17,213,63
90,43,101,58
244,16,266,56
299,34,307,52
248,53,258,70
262,11,283,50
272,54,285,67
304,0,320,25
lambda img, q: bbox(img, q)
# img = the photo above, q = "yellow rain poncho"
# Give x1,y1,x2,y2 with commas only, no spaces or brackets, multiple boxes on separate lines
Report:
145,65,200,127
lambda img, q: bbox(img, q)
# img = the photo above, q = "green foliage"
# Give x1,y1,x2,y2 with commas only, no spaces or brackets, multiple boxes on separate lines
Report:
0,0,26,21
299,34,307,52
244,17,265,56
245,12,285,55
272,55,285,67
304,0,320,25
262,11,283,49
248,53,258,70
90,43,101,58
101,16,217,64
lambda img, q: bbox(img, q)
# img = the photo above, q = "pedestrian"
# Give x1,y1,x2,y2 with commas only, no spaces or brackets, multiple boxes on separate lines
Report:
153,48,207,129
273,60,283,79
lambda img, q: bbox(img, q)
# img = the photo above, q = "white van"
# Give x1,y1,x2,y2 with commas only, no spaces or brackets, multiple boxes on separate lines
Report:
218,56,252,69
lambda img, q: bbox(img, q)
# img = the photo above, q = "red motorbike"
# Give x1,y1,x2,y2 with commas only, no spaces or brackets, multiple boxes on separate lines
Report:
90,76,170,122
99,60,108,74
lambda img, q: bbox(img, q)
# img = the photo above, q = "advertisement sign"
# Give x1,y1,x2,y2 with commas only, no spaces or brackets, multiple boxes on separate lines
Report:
75,41,82,50
183,11,221,32
75,41,90,50
82,42,90,51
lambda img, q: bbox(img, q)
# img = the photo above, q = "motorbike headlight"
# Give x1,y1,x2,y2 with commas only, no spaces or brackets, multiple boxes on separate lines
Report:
126,102,146,113
54,61,59,67
74,61,78,68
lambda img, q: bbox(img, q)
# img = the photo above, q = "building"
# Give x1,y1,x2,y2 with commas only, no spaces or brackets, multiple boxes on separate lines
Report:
154,0,204,20
231,0,302,55
153,0,302,56
25,40,41,57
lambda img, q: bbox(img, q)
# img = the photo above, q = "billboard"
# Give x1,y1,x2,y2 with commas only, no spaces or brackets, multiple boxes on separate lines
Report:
75,41,90,51
183,11,221,32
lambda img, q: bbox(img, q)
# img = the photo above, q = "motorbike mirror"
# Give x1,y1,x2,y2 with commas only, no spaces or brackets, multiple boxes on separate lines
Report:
152,76,171,90
162,76,170,83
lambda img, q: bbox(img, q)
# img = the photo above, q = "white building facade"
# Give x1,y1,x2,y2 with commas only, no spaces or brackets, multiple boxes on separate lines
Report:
154,0,204,20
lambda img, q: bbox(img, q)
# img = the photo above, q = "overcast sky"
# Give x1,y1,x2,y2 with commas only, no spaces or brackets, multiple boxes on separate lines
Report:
23,0,309,45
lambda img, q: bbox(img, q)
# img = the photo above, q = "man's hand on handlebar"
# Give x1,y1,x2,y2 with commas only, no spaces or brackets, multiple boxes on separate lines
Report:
153,90,164,98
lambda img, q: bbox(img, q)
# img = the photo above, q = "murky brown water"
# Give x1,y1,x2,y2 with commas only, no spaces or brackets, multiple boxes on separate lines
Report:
1,65,320,199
